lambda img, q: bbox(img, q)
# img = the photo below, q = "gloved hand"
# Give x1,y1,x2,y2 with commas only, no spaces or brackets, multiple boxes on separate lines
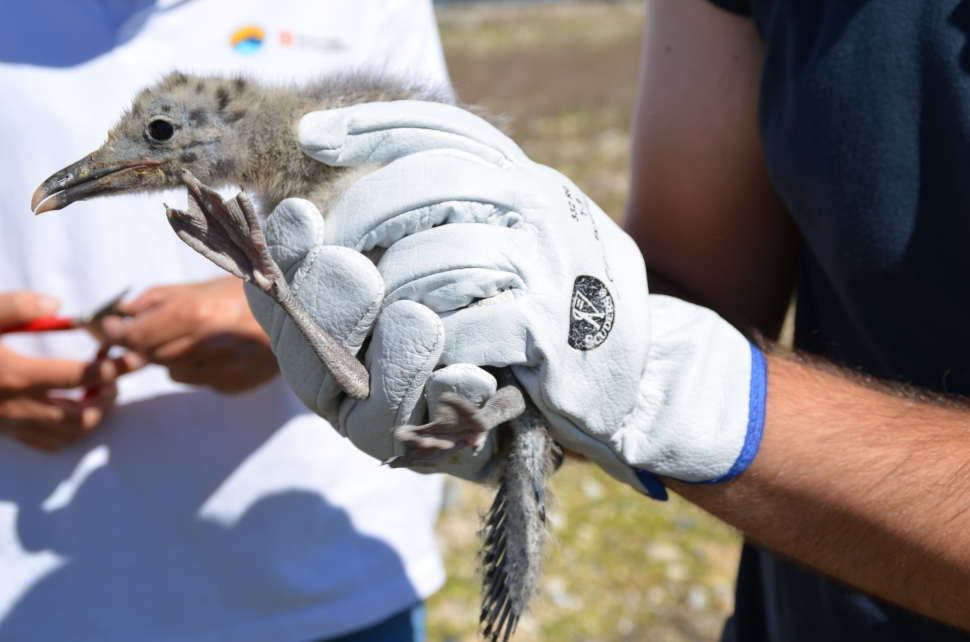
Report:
275,101,767,498
245,194,502,481
300,101,765,494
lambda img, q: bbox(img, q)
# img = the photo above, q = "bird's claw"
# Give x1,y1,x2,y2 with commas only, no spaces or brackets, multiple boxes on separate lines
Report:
165,172,282,293
387,393,492,468
386,386,527,469
166,171,371,400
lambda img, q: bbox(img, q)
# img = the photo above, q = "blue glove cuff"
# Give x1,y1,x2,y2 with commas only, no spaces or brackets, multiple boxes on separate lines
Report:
708,343,766,482
634,342,767,500
634,468,669,501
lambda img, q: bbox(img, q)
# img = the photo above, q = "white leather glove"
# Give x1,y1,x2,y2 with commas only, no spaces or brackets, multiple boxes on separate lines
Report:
244,197,382,426
279,101,767,498
246,194,502,481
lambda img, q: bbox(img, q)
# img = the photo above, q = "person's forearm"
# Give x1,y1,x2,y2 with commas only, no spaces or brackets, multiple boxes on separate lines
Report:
670,352,970,631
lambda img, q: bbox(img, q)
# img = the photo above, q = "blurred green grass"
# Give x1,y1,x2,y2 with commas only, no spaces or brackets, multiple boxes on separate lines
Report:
427,4,743,641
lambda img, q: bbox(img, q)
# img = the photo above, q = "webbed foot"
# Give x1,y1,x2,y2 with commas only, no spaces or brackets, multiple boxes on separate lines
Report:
165,172,369,399
386,385,527,468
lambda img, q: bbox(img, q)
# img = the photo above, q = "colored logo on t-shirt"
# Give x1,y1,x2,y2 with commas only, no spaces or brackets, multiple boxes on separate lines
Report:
230,26,265,54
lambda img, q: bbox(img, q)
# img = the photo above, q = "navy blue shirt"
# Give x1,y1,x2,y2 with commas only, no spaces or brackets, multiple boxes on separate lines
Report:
702,0,970,639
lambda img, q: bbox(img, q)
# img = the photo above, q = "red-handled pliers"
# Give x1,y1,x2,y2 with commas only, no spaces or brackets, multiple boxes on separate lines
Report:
1,288,130,336
1,288,132,399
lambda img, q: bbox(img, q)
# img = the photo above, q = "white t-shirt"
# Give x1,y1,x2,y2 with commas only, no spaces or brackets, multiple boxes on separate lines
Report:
0,1,448,640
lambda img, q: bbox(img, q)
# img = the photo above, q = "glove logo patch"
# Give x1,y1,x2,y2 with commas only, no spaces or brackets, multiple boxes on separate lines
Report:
568,276,614,350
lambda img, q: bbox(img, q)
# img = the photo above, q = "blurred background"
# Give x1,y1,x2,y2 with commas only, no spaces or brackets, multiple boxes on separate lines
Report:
427,3,742,641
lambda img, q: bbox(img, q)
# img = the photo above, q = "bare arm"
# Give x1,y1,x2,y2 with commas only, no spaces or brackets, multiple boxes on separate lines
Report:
629,0,970,629
670,352,970,630
625,0,799,334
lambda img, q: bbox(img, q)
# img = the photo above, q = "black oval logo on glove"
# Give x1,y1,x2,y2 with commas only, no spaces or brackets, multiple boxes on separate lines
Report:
568,275,615,350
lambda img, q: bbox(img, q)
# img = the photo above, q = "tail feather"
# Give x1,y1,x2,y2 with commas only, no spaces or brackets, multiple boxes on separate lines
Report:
479,399,560,642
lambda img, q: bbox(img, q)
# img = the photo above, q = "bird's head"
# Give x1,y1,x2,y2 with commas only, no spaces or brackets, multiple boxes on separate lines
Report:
33,72,257,214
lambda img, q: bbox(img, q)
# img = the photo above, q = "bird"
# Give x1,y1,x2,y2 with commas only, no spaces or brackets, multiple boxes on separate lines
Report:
31,70,561,642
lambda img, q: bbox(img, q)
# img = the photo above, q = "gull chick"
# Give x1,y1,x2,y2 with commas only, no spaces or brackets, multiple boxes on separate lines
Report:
32,71,559,642
31,73,447,399
32,72,433,215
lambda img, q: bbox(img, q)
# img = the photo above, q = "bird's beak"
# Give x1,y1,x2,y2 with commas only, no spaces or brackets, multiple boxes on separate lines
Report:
32,151,165,214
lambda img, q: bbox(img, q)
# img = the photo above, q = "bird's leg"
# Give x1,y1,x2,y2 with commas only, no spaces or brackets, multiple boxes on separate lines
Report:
386,385,526,468
390,371,559,642
165,171,369,400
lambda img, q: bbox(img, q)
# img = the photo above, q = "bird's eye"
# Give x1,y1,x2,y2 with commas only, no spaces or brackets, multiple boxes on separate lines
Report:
149,119,175,141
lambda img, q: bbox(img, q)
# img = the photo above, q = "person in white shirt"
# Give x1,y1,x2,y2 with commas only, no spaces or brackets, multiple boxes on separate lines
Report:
0,2,449,640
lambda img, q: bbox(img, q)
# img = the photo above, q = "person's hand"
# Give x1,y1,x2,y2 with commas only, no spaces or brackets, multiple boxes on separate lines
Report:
100,277,278,393
269,101,767,495
243,197,503,481
0,291,138,451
